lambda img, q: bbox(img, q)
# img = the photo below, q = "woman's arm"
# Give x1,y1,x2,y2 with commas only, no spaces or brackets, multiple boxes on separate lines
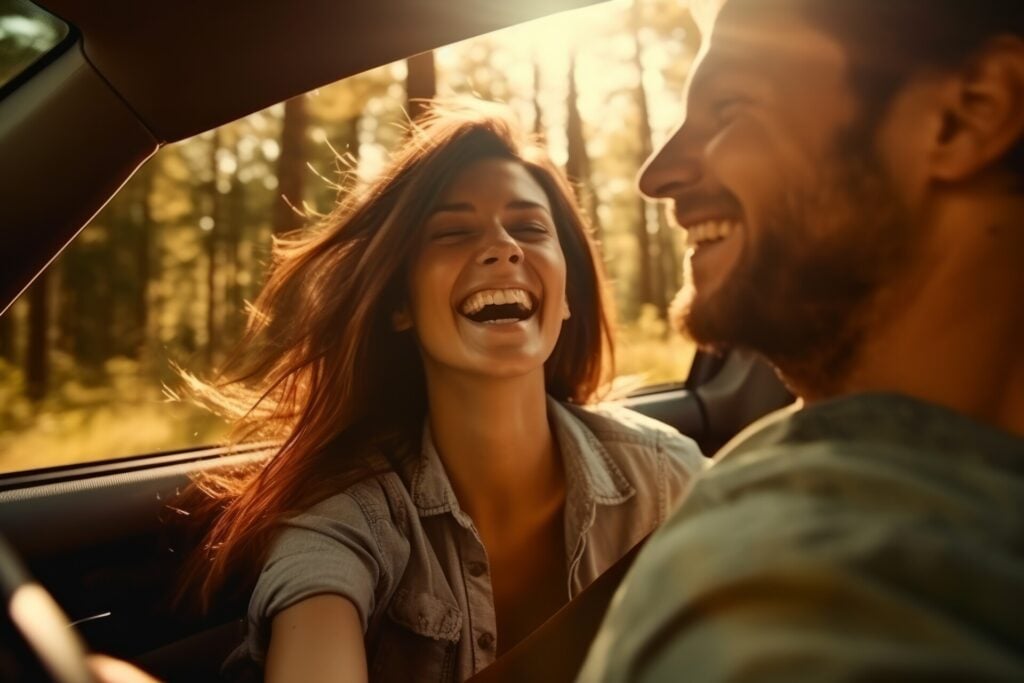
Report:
265,595,368,683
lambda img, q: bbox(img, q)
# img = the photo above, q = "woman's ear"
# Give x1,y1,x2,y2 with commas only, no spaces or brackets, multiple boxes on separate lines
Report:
929,37,1024,182
392,307,413,332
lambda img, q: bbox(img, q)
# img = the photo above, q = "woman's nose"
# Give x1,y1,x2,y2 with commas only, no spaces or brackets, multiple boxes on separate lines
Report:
478,227,523,265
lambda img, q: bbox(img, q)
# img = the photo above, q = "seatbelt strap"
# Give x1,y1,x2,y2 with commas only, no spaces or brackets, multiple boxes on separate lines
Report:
467,534,650,683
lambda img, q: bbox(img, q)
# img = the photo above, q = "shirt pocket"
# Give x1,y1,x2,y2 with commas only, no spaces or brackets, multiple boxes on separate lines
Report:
368,589,462,683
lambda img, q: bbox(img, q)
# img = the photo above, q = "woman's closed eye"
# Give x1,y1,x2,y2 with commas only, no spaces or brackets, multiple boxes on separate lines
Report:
511,221,552,239
430,226,475,241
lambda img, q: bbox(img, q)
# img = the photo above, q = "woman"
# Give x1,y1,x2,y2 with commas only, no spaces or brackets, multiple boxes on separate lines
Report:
182,100,704,682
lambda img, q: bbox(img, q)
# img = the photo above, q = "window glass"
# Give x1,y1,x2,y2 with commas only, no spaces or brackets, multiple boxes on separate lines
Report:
0,0,701,474
0,0,68,91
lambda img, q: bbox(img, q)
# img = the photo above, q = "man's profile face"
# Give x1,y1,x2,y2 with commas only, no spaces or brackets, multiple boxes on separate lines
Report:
641,0,922,393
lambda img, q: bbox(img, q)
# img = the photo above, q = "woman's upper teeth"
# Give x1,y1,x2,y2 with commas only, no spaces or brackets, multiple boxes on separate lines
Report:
686,220,742,247
461,288,534,315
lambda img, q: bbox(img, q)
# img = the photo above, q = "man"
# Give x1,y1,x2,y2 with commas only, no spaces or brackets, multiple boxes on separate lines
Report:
579,0,1024,680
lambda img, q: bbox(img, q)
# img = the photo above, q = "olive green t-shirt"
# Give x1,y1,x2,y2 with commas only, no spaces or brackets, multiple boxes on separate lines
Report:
580,393,1024,682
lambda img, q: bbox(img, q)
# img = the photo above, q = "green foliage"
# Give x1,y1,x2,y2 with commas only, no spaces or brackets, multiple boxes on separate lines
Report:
0,0,700,474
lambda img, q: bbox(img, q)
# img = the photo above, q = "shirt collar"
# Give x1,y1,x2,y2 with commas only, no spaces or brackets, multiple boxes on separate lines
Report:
406,396,635,524
407,420,472,527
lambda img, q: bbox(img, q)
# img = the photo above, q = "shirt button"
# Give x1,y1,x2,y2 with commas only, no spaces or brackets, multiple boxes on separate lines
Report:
468,561,487,577
477,631,495,650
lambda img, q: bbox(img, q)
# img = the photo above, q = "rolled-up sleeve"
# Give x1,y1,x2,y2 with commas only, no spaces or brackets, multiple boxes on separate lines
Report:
660,430,707,517
244,486,409,665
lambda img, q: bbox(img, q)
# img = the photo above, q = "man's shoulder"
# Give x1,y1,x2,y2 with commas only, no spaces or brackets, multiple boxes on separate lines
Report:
720,392,1024,462
670,393,1024,557
703,394,1022,510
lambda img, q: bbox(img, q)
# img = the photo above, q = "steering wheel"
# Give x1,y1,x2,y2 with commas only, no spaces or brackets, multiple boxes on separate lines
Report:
0,534,97,683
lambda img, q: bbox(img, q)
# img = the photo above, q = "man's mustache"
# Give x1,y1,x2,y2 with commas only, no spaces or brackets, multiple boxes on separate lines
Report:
669,188,745,228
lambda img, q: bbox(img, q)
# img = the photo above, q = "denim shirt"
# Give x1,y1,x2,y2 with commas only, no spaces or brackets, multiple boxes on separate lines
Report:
232,398,704,681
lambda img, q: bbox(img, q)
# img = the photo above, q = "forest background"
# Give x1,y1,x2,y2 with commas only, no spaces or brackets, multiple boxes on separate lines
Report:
0,0,701,473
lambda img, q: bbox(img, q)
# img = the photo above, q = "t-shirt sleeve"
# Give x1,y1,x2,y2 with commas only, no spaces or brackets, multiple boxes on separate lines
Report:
242,484,409,666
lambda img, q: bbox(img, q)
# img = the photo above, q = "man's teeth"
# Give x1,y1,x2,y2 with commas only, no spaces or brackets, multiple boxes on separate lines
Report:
461,288,534,316
686,220,742,248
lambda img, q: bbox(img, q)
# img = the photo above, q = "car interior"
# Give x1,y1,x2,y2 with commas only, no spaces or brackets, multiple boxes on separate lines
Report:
0,1,794,680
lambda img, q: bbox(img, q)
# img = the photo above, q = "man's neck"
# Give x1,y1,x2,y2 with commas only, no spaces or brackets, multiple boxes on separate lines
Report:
818,205,1024,438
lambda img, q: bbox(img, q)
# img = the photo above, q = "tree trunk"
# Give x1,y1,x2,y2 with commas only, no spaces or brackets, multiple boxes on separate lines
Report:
335,114,363,200
565,51,604,243
135,164,155,358
647,205,667,314
273,96,308,234
658,208,680,305
206,131,222,367
406,51,437,121
342,115,362,164
26,273,49,401
0,309,13,361
225,139,245,341
144,168,163,360
532,57,544,137
631,0,658,309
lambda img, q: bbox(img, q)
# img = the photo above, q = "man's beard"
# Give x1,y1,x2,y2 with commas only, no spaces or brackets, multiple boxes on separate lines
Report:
672,148,917,397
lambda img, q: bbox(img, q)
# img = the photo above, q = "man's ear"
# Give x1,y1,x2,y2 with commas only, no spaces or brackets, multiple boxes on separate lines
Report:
929,37,1024,182
392,307,413,332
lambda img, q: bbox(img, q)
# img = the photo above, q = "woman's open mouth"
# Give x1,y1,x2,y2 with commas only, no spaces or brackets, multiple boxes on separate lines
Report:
459,287,537,325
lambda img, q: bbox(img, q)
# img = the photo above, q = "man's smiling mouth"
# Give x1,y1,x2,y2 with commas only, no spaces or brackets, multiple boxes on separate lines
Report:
685,219,743,249
459,288,536,324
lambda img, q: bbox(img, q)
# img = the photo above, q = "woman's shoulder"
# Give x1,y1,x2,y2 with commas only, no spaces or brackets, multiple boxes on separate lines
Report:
246,467,417,662
293,466,414,537
563,400,700,450
557,400,706,477
255,467,415,610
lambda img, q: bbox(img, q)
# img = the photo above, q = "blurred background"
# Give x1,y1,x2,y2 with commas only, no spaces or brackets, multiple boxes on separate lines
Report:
0,0,701,472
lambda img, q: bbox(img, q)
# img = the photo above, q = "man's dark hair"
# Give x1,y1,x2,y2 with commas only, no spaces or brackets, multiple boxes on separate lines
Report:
799,0,1024,176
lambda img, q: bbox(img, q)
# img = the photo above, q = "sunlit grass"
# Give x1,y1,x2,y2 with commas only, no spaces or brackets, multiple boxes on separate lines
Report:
0,358,227,475
612,305,696,392
0,313,694,475
0,401,227,474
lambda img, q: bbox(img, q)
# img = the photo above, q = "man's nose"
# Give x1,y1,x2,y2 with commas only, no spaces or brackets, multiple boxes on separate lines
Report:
478,226,523,265
637,123,702,199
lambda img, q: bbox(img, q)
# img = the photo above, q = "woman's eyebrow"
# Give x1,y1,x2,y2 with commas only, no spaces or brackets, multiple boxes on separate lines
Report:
428,199,551,216
429,202,475,216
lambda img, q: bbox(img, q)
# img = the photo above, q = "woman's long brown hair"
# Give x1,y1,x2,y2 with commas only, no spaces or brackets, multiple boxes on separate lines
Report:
180,100,615,612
